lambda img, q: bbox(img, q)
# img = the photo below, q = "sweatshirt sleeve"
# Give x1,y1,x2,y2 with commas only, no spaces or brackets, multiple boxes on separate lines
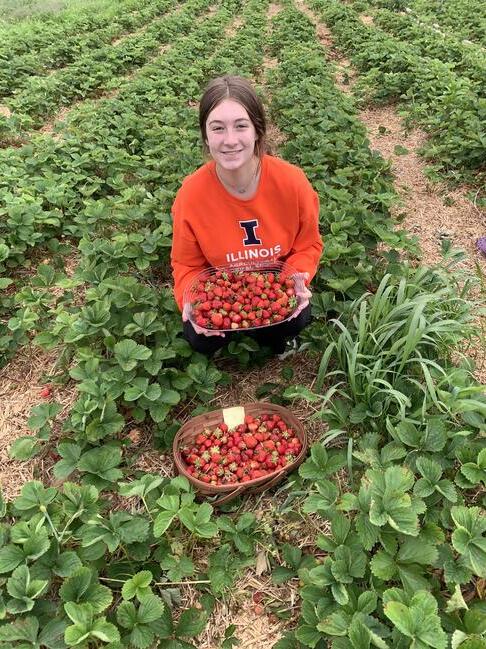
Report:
170,198,209,311
284,175,323,283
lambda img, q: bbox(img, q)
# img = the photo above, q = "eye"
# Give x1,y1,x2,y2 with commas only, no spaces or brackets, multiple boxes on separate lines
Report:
212,126,223,132
236,124,248,129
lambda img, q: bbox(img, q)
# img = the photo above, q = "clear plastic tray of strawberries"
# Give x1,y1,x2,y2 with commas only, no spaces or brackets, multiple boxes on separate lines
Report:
183,261,304,333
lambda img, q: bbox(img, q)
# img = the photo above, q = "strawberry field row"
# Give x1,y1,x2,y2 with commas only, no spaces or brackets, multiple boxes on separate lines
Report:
372,8,486,95
266,1,410,316
0,0,216,364
309,0,486,192
0,0,178,98
406,0,486,47
0,0,208,139
0,0,212,267
0,0,157,60
360,0,486,46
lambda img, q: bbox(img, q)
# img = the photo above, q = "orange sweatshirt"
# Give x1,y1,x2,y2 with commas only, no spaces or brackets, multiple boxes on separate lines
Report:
170,154,323,310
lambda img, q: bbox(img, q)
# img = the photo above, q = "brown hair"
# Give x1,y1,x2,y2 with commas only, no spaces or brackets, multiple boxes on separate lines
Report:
199,75,268,158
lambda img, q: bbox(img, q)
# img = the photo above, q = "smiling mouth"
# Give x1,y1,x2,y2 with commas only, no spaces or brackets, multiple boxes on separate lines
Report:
222,150,242,154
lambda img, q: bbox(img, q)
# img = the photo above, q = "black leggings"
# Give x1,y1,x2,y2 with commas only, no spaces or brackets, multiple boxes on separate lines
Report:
182,305,312,355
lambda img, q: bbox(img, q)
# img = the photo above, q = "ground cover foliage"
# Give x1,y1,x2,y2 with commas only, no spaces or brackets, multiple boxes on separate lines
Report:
0,0,180,98
309,0,486,196
0,0,485,647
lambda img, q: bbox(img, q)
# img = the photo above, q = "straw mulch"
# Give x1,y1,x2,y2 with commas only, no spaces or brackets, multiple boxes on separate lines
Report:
0,345,77,500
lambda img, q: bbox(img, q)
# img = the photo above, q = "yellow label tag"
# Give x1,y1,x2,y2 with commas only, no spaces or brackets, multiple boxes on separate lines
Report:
222,406,245,429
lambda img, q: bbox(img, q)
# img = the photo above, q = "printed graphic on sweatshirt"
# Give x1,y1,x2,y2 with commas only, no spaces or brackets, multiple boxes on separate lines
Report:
239,220,262,245
225,218,282,264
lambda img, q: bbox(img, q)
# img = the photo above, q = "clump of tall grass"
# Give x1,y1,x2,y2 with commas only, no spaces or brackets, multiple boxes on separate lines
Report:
286,260,485,437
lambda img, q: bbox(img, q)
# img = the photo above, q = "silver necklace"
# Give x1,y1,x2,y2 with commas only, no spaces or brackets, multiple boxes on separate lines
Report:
216,159,261,195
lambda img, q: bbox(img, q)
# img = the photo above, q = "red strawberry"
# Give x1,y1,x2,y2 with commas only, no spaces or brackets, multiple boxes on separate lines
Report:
211,313,223,327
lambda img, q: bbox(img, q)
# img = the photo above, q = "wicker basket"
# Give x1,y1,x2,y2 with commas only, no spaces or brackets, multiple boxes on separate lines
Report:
183,261,302,334
173,402,308,506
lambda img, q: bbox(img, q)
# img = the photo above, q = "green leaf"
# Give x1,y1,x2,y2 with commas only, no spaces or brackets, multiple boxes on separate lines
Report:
130,624,155,649
77,446,122,482
117,600,137,628
370,550,396,580
317,610,350,635
153,511,177,537
349,617,371,649
28,402,62,430
122,571,153,601
295,624,323,647
54,443,81,480
384,601,415,637
464,607,486,635
0,544,24,573
175,607,208,638
283,385,321,402
282,544,302,570
159,389,181,405
14,481,56,512
138,594,164,624
436,480,457,503
355,513,380,551
444,558,472,585
91,618,120,643
9,436,41,461
397,537,438,566
0,615,38,641
303,480,338,513
60,567,92,601
416,457,442,484
445,585,468,613
357,591,377,615
54,551,83,577
451,506,486,577
64,601,93,626
272,566,297,584
114,339,151,371
38,617,68,647
384,591,447,649
331,582,349,605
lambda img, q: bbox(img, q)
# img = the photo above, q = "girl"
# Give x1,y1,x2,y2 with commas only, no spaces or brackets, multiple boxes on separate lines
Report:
171,75,323,355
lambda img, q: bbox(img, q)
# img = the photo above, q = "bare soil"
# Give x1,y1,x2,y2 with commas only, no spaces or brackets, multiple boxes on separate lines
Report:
359,14,374,26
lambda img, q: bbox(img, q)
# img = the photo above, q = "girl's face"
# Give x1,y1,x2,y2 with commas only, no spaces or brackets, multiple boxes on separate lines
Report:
205,99,258,172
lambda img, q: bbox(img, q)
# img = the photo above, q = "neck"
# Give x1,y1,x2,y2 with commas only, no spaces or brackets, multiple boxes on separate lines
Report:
216,156,260,192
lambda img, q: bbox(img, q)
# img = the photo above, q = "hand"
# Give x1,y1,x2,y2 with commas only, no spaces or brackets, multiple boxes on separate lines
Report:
287,272,312,321
182,303,225,337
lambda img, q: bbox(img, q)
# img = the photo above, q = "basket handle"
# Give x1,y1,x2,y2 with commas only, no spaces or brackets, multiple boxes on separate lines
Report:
208,485,247,507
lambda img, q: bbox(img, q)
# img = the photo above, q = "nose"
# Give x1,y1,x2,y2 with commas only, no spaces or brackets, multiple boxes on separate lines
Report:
223,128,239,147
